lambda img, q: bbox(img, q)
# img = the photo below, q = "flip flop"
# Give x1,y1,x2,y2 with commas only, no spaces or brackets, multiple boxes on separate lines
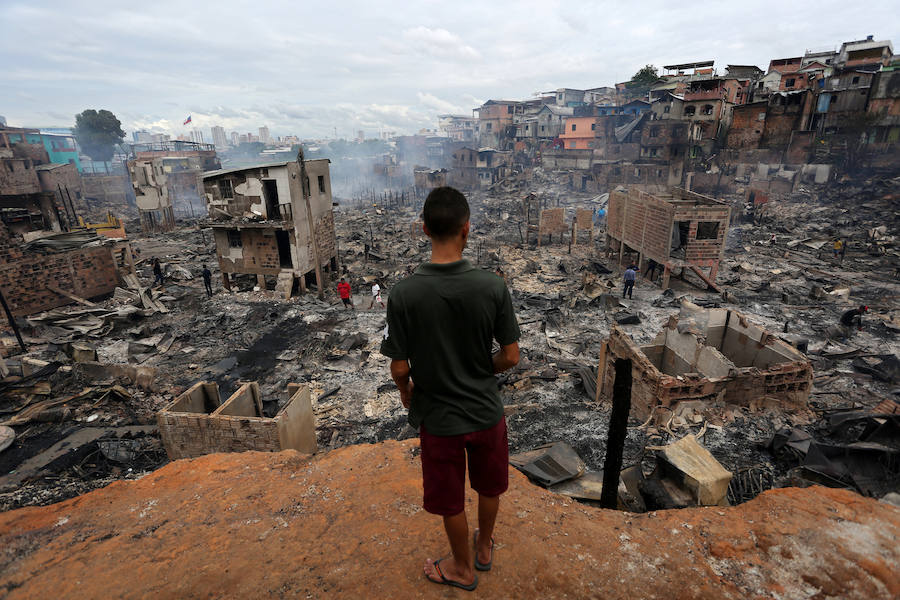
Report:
473,529,494,572
425,558,478,591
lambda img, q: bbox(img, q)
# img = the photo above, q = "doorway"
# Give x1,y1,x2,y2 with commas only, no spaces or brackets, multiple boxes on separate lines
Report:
262,180,280,219
275,230,293,268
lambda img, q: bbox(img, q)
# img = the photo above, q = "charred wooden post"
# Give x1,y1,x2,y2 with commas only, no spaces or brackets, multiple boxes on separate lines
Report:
0,287,27,352
600,358,632,509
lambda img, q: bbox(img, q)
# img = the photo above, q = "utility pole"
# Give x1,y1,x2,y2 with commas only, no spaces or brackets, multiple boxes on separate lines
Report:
297,147,325,300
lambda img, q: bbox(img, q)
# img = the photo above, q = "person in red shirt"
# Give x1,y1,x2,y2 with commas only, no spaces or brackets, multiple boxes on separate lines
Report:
337,278,354,310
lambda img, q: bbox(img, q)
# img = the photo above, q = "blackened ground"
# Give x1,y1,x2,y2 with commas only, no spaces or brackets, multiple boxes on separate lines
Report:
501,375,789,504
0,425,79,477
0,431,167,511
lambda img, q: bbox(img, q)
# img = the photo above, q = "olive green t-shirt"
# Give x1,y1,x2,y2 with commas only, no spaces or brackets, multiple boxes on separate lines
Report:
380,259,520,436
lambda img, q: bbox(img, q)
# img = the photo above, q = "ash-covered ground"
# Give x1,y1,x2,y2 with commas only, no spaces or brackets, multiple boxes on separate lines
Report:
2,174,898,511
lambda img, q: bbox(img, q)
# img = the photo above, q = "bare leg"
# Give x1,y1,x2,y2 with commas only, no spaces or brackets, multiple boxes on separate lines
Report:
476,494,499,565
424,511,475,586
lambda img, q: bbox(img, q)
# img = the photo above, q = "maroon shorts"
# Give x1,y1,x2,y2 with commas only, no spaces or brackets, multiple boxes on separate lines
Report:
419,417,509,516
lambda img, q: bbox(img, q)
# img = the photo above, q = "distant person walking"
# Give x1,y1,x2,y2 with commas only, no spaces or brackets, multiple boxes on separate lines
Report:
152,258,164,286
201,264,213,297
337,278,354,309
381,186,520,592
368,280,385,309
623,265,637,299
833,239,843,259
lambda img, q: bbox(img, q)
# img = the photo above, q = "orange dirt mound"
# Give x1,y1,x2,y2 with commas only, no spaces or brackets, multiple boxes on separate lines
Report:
1,439,898,599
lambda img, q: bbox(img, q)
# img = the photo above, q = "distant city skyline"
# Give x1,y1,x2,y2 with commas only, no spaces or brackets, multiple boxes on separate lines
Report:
2,1,897,138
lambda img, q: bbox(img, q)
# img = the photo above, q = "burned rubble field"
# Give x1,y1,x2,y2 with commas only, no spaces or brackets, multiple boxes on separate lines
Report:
2,177,899,512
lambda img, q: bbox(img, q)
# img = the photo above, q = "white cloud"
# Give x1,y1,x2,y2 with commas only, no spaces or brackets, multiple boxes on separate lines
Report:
0,0,898,139
399,26,481,61
416,92,465,114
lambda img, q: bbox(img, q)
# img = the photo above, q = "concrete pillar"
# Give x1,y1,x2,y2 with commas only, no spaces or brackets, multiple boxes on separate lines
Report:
256,274,266,290
661,265,671,289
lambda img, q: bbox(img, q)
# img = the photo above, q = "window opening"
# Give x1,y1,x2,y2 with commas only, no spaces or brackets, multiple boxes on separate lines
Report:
696,221,720,239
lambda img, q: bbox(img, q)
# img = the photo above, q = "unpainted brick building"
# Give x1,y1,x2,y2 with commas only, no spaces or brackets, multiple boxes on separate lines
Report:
157,381,317,460
0,221,132,316
596,308,812,421
606,187,730,289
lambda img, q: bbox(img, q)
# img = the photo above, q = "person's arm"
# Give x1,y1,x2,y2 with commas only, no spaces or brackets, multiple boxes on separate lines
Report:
390,359,413,408
493,283,521,373
492,342,519,374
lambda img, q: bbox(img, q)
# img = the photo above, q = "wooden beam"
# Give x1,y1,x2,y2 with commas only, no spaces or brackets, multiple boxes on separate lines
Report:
688,265,721,293
47,285,96,307
594,340,608,403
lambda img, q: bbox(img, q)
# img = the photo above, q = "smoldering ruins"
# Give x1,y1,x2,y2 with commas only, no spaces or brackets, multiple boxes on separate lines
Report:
0,38,898,552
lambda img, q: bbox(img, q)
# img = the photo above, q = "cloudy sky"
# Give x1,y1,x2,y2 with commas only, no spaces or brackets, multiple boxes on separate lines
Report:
2,0,897,139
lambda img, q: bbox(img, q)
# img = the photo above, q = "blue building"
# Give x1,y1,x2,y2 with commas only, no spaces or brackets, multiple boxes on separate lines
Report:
5,128,83,172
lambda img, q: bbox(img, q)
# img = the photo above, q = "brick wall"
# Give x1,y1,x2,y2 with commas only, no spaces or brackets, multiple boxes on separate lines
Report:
785,131,814,164
674,205,730,270
591,162,670,189
215,228,284,275
158,411,281,459
0,159,42,195
157,382,315,459
762,112,802,149
0,222,120,316
575,208,593,229
37,164,88,220
203,170,258,215
10,142,49,163
607,190,625,238
37,163,82,195
607,189,675,262
539,208,566,236
599,320,811,421
81,174,132,214
641,122,689,160
314,210,337,266
727,104,766,149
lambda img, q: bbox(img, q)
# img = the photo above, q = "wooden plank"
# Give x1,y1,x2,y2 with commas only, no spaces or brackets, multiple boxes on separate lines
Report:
594,340,608,403
688,265,721,293
47,286,96,307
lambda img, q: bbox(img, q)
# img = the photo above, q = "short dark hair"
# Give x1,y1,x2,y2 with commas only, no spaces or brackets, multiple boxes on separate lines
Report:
423,187,469,240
